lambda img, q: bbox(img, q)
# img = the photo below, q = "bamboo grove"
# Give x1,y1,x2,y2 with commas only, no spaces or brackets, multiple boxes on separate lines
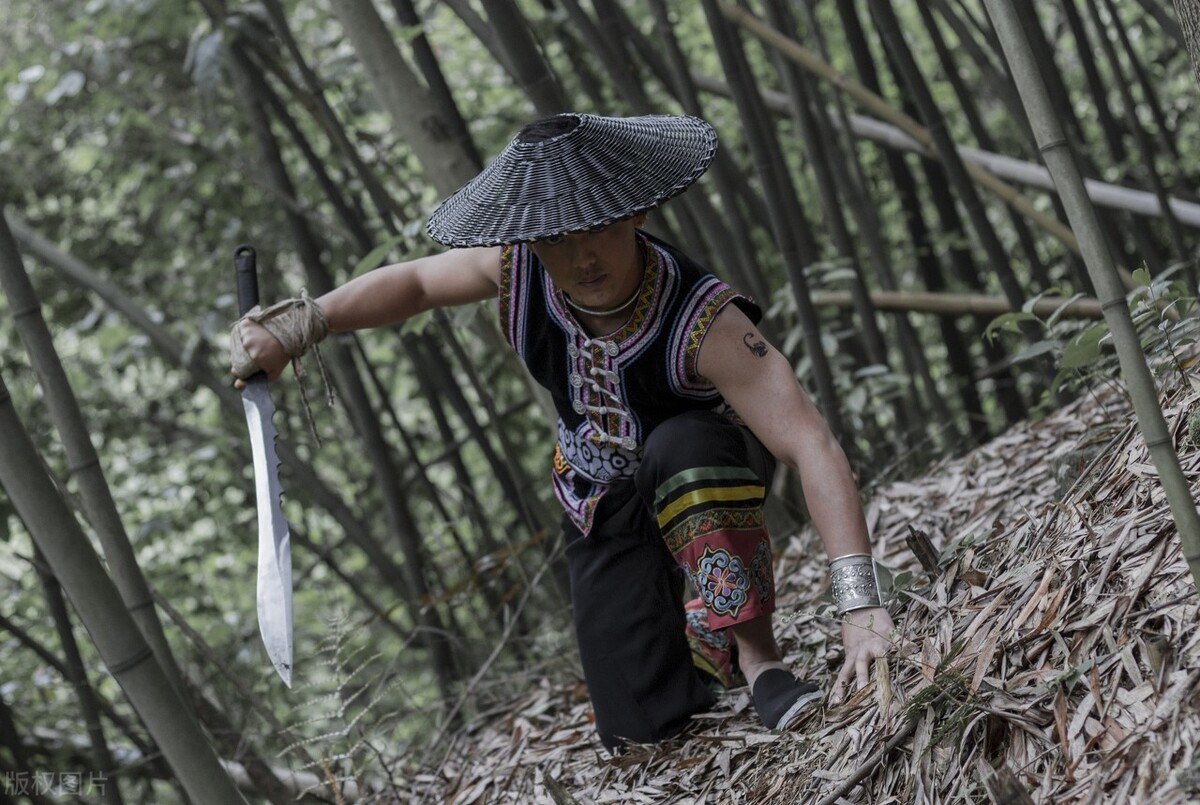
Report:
0,0,1198,799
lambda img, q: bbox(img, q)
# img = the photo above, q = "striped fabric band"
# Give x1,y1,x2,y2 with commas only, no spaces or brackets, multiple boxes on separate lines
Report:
656,465,774,626
654,466,766,545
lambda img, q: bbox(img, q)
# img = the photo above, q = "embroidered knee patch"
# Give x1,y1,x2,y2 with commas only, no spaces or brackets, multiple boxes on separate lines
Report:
654,466,776,629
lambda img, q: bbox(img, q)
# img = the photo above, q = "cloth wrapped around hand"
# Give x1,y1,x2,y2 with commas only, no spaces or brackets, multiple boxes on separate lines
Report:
230,293,329,380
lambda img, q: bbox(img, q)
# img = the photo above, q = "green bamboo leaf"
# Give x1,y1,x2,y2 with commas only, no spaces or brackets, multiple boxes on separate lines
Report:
400,309,433,335
853,364,891,379
1060,323,1108,369
886,570,913,596
1022,286,1063,314
1050,367,1072,397
1046,293,1089,329
984,311,1037,341
1009,340,1057,366
351,234,408,277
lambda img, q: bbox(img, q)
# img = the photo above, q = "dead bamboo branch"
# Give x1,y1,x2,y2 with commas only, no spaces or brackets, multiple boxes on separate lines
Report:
811,290,1103,319
691,72,1200,228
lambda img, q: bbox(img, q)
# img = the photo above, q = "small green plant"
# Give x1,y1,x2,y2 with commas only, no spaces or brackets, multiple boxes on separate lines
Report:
283,615,422,802
984,264,1199,410
1188,410,1200,449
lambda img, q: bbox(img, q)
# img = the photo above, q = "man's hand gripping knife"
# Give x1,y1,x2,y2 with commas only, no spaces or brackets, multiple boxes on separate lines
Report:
230,293,329,387
231,292,335,443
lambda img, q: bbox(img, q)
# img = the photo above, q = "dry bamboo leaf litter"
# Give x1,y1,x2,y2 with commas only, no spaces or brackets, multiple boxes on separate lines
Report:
381,377,1200,804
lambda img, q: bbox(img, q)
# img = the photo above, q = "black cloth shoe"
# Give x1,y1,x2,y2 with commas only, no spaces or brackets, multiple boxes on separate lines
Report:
752,669,822,730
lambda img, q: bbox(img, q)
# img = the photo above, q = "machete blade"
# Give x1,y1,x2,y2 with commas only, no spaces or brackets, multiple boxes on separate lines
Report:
242,375,293,687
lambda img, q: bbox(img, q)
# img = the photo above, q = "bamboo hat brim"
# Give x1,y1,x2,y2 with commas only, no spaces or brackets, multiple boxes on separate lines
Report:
425,113,718,247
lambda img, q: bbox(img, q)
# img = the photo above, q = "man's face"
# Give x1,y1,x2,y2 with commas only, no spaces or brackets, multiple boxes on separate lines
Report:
528,215,647,309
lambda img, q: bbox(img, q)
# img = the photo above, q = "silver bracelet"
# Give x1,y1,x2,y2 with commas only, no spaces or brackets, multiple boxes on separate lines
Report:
829,553,884,615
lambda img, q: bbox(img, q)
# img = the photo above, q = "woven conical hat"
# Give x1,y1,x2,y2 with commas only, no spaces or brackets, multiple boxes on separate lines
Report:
426,113,717,247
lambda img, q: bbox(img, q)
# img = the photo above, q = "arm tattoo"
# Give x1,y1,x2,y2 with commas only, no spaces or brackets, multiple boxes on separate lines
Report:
743,332,768,357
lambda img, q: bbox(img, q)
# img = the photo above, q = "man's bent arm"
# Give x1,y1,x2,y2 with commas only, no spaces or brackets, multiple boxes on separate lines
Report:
698,304,893,701
696,305,870,558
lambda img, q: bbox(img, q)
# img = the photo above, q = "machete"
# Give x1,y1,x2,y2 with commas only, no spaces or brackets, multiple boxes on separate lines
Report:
235,244,294,687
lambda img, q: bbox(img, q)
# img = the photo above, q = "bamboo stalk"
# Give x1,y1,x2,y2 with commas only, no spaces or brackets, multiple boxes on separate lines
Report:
1098,0,1179,159
1060,0,1167,277
0,376,247,804
930,0,1034,141
0,610,164,772
1175,0,1200,88
982,0,1200,590
224,41,463,705
632,0,778,312
793,2,942,446
34,552,125,805
258,0,411,235
387,0,482,168
327,0,478,194
700,0,847,439
0,206,188,704
714,2,1135,293
1090,0,1196,290
5,211,417,610
0,692,54,805
918,1,1051,292
828,1,1000,440
479,0,570,111
870,0,1031,322
762,1,888,371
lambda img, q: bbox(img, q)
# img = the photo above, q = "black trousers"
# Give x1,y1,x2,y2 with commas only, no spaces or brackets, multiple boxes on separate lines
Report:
562,410,776,750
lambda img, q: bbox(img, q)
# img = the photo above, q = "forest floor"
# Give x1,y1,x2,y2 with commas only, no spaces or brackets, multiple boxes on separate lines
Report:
390,367,1200,804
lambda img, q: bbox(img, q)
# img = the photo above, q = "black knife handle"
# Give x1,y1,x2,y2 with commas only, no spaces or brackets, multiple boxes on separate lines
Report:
234,245,259,317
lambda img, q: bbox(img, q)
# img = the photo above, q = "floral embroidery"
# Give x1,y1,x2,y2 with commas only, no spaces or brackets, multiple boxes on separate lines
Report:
694,546,750,618
685,598,736,688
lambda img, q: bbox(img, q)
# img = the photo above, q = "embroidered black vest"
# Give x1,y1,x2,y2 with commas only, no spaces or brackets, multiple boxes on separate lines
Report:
498,232,761,534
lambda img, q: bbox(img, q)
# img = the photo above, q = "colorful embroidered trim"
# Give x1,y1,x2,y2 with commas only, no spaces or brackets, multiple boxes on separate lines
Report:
685,597,737,689
667,279,738,399
663,508,765,555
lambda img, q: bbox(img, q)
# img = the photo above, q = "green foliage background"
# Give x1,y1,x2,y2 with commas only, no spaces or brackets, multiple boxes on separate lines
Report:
0,0,1197,798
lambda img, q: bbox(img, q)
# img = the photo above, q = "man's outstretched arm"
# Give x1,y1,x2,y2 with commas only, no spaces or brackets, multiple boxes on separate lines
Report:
234,246,501,382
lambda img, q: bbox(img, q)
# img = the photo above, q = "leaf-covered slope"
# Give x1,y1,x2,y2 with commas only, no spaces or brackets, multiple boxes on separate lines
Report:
391,377,1200,804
